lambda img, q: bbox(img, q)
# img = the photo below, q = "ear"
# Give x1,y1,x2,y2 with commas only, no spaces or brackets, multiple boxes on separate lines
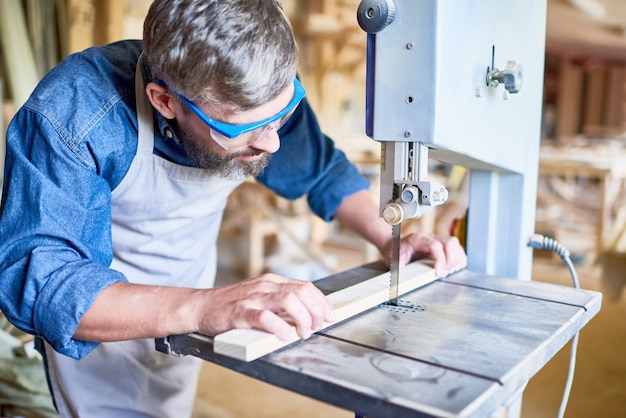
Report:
145,82,177,119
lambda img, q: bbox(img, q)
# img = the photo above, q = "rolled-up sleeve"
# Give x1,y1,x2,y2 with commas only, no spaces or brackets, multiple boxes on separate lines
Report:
0,108,128,359
257,98,370,221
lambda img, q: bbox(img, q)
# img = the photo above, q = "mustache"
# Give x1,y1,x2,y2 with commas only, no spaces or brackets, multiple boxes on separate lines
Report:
231,148,266,158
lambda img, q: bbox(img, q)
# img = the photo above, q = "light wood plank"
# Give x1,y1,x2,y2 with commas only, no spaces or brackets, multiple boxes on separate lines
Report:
213,261,439,361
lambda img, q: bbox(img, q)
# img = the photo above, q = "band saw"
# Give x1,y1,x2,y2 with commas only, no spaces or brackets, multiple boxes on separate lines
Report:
156,1,602,416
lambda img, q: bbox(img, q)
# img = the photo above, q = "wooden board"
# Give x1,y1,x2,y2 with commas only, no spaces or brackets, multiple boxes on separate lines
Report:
213,261,439,361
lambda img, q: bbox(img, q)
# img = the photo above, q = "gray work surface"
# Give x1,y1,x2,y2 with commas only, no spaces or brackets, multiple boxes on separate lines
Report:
158,262,601,418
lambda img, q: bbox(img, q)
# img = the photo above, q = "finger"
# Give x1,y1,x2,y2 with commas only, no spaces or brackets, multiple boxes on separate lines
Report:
430,237,466,276
416,235,448,275
443,236,467,272
292,281,335,329
277,291,316,339
219,276,303,338
400,233,467,276
426,240,449,277
248,280,322,339
399,233,433,265
252,309,297,341
260,276,335,328
399,243,413,266
234,275,336,338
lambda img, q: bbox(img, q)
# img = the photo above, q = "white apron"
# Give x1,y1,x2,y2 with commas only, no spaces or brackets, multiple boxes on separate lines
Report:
44,60,242,417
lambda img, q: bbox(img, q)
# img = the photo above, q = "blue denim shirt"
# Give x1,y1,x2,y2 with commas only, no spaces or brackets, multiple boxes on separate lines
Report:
0,40,369,359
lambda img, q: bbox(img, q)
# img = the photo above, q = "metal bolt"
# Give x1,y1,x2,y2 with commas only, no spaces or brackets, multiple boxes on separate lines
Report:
404,130,412,138
406,42,413,49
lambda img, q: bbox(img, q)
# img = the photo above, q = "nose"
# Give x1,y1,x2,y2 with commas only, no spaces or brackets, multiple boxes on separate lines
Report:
251,127,280,154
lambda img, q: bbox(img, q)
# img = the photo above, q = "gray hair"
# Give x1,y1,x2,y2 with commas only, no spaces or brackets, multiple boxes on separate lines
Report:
143,0,298,110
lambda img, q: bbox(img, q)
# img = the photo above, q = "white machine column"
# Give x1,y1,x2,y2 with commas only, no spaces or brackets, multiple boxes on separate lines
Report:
359,0,547,280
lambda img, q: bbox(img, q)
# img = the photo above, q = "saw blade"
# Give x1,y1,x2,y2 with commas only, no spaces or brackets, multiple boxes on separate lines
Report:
389,222,401,306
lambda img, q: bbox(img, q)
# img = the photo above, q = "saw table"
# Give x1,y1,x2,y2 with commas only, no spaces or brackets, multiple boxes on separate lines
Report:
156,261,601,418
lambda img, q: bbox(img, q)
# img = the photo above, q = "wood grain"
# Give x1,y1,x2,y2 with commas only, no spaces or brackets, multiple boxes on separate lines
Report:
213,261,439,361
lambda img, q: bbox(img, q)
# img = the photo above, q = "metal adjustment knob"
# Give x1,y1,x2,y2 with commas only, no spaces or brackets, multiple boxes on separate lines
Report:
400,186,419,204
383,203,404,225
487,60,524,94
357,0,397,34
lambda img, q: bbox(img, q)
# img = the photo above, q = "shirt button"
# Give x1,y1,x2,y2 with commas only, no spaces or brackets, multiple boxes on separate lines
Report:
164,128,173,139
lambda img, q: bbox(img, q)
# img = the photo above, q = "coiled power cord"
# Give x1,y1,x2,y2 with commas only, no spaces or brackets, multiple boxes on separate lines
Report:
527,233,580,418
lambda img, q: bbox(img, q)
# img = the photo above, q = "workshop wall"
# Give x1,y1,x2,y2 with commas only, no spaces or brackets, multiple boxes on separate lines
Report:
3,1,626,275
537,0,626,266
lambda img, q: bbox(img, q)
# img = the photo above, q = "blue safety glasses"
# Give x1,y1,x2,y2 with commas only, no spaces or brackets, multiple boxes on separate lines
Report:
154,78,306,149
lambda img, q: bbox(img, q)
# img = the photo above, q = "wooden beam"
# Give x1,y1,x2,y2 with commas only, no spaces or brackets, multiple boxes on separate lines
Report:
582,65,606,136
555,58,584,139
603,64,626,130
213,261,440,361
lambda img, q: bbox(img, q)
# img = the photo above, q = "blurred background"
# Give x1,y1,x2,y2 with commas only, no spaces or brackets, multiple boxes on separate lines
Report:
1,0,625,417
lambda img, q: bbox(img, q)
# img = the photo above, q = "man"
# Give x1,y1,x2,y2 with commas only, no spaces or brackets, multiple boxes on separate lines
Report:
0,0,466,416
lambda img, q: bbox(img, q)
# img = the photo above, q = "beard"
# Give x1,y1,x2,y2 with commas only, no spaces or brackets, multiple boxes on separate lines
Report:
173,121,271,180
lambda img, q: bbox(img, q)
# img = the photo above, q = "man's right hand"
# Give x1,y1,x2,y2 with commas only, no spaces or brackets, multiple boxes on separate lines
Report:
195,273,336,340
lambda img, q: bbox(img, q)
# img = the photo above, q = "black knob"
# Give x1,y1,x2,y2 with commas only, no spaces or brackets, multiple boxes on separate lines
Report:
357,0,397,34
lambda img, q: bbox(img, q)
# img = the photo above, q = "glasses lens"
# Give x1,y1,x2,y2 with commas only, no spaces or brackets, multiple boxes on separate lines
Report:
208,128,233,149
210,108,296,150
209,126,267,150
277,107,297,129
